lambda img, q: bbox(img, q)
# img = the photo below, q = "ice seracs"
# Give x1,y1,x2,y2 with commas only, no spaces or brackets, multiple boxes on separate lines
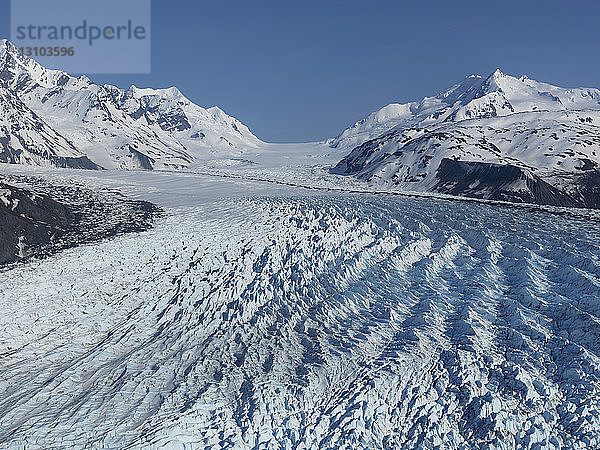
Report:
1,175,599,448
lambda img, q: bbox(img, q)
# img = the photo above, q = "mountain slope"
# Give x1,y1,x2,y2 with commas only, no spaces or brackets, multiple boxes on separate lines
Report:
330,75,487,149
0,86,100,169
0,174,159,265
0,39,262,170
332,69,600,150
332,70,600,208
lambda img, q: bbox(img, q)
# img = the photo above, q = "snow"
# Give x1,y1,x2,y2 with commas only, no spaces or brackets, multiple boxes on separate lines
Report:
332,69,600,206
128,85,185,100
0,188,11,207
0,40,261,170
0,166,599,448
1,40,600,448
2,40,599,208
332,68,600,151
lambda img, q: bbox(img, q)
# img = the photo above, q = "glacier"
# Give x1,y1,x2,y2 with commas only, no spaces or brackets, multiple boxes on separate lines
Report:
0,168,599,449
1,36,600,450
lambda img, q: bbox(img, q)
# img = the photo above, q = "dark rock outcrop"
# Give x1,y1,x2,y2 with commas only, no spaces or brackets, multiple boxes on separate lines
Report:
434,158,581,207
0,175,161,266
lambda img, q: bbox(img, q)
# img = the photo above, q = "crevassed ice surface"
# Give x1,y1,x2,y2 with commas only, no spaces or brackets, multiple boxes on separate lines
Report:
1,189,600,449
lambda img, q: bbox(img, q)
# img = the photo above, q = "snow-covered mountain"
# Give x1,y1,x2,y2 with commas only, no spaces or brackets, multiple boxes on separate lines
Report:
332,69,600,208
0,39,262,170
2,39,599,209
0,86,100,169
332,69,600,149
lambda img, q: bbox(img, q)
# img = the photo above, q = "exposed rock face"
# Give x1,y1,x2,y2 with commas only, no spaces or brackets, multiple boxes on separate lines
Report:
433,158,580,207
0,175,161,266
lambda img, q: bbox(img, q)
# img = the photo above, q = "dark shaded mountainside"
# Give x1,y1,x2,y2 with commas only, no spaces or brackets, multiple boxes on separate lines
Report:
434,158,600,208
333,128,600,209
0,175,161,266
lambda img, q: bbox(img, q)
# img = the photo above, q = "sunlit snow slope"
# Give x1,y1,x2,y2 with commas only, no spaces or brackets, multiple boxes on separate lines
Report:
332,70,600,208
1,172,599,449
0,40,262,170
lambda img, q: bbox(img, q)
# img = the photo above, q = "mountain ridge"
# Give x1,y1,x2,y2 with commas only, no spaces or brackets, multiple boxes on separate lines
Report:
332,70,600,208
331,68,600,149
0,39,262,170
2,39,599,209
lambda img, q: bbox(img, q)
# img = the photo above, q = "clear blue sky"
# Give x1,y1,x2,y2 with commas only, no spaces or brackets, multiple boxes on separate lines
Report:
1,0,599,142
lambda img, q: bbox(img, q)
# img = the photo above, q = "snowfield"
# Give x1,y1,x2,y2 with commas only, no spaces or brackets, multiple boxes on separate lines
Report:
1,168,599,449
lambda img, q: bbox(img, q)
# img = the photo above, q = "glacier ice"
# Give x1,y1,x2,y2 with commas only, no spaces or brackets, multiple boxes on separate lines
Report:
0,171,599,449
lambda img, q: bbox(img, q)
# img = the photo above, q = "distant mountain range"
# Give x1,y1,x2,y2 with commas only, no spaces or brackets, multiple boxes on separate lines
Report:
332,69,600,208
1,38,599,208
0,39,261,170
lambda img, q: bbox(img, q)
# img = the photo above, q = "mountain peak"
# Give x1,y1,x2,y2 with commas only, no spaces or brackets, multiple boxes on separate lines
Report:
0,39,16,59
0,40,27,62
484,69,510,87
479,68,516,95
333,69,600,149
128,85,185,100
491,68,506,78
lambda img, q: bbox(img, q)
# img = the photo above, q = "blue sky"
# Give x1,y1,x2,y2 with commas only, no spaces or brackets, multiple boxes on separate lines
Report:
1,0,599,142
